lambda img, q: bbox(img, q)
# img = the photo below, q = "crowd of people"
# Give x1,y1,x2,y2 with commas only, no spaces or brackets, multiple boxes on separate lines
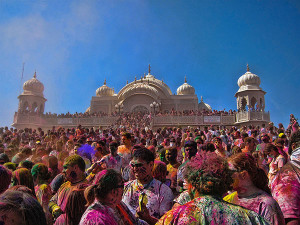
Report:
0,113,299,225
18,108,236,119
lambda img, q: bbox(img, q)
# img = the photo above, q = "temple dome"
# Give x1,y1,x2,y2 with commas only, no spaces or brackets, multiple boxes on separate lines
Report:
198,96,212,111
23,72,44,96
96,80,114,96
177,77,195,95
237,65,261,88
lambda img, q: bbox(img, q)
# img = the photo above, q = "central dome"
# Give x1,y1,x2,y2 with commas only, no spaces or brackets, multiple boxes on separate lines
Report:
23,72,44,95
96,80,114,96
177,77,195,95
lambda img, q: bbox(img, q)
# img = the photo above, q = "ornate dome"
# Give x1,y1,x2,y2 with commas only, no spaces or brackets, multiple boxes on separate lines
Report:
237,65,261,88
96,80,114,97
23,72,44,95
120,82,159,100
198,96,212,111
177,77,195,95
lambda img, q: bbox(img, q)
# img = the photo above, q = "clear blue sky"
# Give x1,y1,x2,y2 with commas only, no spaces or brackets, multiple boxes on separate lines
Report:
0,0,299,128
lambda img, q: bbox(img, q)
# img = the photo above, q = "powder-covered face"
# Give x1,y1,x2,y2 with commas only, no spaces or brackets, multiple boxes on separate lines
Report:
130,158,153,183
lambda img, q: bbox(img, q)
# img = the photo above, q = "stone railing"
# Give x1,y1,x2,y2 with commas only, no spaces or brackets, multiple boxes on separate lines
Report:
236,111,270,123
152,114,236,127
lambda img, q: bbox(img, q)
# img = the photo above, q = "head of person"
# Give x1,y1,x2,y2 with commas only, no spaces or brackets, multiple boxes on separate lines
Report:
184,141,197,159
261,134,270,143
165,147,177,164
0,153,9,165
152,160,167,183
184,151,233,197
31,163,51,185
214,137,222,149
18,160,34,170
63,155,86,183
244,137,256,152
264,143,279,159
231,145,242,155
85,169,124,207
0,165,12,194
121,132,132,146
289,130,300,155
130,148,155,183
0,190,47,225
65,188,87,225
11,168,35,194
228,153,270,194
109,141,119,156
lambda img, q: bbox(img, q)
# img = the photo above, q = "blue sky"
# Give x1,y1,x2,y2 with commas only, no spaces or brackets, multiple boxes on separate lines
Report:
0,0,299,128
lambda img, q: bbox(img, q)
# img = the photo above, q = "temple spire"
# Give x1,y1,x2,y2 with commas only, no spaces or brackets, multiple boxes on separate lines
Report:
148,64,151,74
33,70,37,78
126,80,128,84
247,64,250,72
184,75,187,83
104,79,106,85
201,96,203,102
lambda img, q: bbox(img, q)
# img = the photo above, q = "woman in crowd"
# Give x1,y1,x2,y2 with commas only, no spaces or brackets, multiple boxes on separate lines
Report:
224,152,285,224
0,190,47,225
157,151,268,224
31,163,53,224
11,167,35,196
264,143,287,185
55,187,87,225
80,169,146,225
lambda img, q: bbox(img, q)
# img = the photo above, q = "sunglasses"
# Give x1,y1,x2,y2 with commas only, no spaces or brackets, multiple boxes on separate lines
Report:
130,162,146,168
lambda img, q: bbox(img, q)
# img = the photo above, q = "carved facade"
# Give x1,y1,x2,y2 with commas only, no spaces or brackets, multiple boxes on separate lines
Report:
12,65,270,130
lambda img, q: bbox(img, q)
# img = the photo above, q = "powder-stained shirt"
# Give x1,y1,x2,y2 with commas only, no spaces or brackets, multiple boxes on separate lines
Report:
271,147,300,220
122,178,174,219
223,191,284,225
157,195,269,225
166,162,180,190
79,200,147,225
117,145,132,165
100,154,126,173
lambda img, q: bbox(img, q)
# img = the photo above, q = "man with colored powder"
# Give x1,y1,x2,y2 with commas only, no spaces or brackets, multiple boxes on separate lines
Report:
122,148,174,225
49,154,88,220
117,132,133,165
177,141,197,193
165,147,180,194
271,130,300,225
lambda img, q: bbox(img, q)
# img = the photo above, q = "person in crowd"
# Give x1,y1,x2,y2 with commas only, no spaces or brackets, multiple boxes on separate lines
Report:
242,137,257,153
122,148,174,225
31,163,53,224
271,130,300,225
264,143,288,185
118,132,133,165
157,151,268,224
49,155,88,220
152,160,170,187
0,153,9,165
80,169,146,225
11,167,35,196
55,187,87,225
0,190,47,225
177,141,197,193
99,141,125,173
224,152,285,224
165,147,180,193
0,165,12,194
214,137,229,157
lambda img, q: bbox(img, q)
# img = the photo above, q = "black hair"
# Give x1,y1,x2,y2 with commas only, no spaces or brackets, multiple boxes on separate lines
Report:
133,148,155,163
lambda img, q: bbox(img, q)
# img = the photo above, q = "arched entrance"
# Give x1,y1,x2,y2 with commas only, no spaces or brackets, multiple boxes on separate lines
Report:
132,105,149,113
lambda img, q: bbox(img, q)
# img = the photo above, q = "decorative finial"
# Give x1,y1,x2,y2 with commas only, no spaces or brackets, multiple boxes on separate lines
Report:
104,79,106,85
148,64,151,74
126,80,128,84
144,73,146,78
184,75,187,83
135,76,137,82
247,64,250,72
33,70,37,78
162,79,164,84
201,96,203,102
141,76,143,82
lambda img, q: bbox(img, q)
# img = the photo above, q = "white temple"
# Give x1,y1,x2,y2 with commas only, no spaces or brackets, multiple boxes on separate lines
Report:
12,65,270,130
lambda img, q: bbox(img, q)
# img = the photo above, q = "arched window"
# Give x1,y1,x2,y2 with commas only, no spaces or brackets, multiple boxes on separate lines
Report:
23,101,29,112
32,102,38,113
241,98,247,111
250,97,257,111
